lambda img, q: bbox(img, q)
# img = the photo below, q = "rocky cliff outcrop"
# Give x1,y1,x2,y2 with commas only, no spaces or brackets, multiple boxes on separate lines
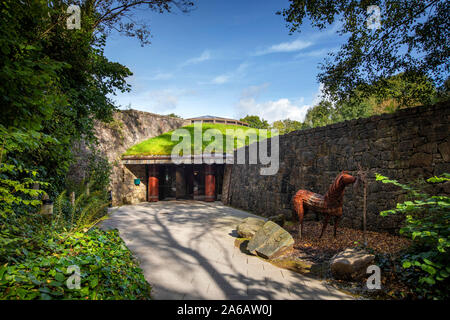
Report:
70,110,187,205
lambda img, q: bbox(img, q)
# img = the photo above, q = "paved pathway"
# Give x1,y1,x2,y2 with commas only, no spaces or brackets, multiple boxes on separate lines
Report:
101,201,352,300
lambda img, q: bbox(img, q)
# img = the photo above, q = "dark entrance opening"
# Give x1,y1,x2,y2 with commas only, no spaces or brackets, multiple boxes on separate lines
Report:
192,164,205,200
153,164,225,201
158,164,176,200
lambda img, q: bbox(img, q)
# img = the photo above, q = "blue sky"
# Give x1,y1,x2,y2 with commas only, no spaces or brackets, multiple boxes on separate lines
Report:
104,0,344,122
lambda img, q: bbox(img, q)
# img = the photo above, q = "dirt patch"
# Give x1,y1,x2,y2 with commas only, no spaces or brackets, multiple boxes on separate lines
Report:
283,221,414,299
234,222,413,299
284,221,411,265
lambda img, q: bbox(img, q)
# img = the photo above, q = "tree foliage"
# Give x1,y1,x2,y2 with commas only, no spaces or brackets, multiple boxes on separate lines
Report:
303,100,336,128
166,113,181,118
91,0,195,46
0,0,129,194
377,173,450,299
278,0,449,103
1,0,192,195
271,119,305,135
0,0,190,300
240,115,270,129
299,73,439,129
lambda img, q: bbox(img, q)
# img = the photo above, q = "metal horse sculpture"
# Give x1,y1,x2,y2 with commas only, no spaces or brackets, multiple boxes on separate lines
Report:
292,171,356,239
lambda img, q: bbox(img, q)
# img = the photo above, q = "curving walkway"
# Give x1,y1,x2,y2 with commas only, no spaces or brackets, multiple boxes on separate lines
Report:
101,201,352,300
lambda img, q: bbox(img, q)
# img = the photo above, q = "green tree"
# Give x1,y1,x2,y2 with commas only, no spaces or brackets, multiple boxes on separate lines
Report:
0,0,194,301
377,173,450,299
301,73,439,129
240,115,270,129
278,0,449,103
271,119,305,135
302,100,336,128
0,0,194,196
91,0,194,46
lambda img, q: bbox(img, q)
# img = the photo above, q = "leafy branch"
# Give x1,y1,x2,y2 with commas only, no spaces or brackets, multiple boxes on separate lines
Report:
376,173,450,298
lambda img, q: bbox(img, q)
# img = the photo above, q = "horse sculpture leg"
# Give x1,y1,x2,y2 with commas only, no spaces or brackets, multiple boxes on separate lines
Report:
299,214,304,239
295,200,305,239
333,216,340,238
319,214,330,238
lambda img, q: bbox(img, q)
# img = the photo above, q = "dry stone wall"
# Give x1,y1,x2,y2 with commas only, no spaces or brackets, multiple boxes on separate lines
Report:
225,102,450,232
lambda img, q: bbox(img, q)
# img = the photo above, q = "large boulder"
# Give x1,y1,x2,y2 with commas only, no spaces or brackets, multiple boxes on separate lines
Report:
247,221,294,259
330,248,375,280
236,217,266,239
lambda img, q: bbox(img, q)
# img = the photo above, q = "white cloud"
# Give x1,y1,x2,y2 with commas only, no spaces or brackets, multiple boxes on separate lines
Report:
241,82,270,98
312,83,326,105
151,90,179,111
255,39,313,56
211,75,230,84
237,97,310,122
235,83,325,122
208,63,248,85
294,48,329,58
294,46,340,59
182,50,211,66
149,73,173,80
252,23,342,58
113,88,196,113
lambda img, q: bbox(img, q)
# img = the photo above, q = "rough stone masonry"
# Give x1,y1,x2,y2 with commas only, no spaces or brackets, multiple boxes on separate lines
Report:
223,102,449,232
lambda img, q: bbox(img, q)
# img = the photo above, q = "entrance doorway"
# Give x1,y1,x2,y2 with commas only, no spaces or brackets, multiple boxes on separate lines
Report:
155,164,224,201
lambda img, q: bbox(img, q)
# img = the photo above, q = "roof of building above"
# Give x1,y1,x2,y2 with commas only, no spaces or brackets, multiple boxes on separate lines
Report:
186,115,218,119
186,115,248,126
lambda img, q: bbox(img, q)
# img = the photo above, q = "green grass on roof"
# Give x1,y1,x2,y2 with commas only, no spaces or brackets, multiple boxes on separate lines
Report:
123,124,276,156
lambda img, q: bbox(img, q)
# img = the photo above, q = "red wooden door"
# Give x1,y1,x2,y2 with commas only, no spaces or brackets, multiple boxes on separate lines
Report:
148,164,159,202
204,164,215,202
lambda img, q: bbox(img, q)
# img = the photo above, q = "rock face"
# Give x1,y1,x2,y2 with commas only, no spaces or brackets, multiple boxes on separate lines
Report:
68,110,187,206
226,101,450,232
247,221,294,259
236,217,266,239
330,248,375,280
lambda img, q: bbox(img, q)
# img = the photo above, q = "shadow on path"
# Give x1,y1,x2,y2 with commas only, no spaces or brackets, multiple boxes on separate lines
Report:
101,201,351,300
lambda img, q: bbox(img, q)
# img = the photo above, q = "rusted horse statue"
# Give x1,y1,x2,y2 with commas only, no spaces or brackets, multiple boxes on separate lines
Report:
292,171,356,239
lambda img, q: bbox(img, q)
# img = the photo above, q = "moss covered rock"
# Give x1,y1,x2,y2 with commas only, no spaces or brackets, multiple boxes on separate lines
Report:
247,221,294,259
236,217,266,239
330,248,375,280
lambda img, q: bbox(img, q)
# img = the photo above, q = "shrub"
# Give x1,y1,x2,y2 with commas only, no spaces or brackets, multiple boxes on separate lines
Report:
1,127,150,300
65,147,112,202
0,175,151,300
0,227,151,300
376,173,450,299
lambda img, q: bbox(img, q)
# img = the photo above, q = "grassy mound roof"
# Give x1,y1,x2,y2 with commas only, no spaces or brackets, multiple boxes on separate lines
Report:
123,123,275,156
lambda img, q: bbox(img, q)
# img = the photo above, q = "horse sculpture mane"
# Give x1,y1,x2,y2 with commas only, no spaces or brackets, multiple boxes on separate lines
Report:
293,171,356,239
324,171,350,205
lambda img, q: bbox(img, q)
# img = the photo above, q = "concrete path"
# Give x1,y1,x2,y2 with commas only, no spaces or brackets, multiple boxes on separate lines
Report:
101,201,352,300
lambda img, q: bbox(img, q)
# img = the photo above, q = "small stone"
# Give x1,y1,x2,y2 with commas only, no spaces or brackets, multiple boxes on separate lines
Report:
442,181,450,194
409,152,432,167
247,221,294,259
236,217,265,239
330,248,375,281
438,140,450,162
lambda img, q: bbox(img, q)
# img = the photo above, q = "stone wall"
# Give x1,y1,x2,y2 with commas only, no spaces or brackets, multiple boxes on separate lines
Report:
70,110,187,206
224,102,450,232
